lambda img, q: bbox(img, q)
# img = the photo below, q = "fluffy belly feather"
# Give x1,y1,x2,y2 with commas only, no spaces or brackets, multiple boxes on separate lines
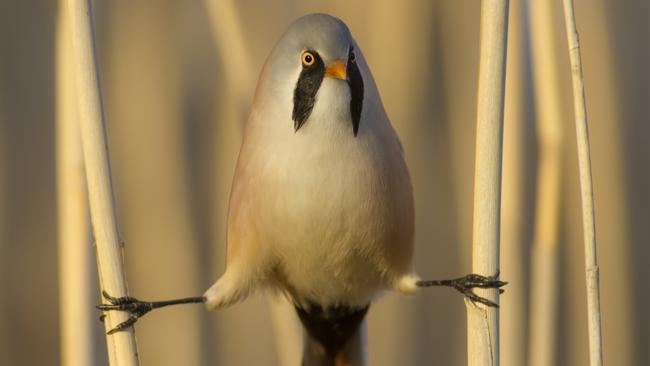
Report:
250,134,412,307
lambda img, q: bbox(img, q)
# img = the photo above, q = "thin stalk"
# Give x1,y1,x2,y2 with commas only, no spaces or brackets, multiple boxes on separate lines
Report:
527,0,565,364
57,3,94,365
269,297,304,366
501,0,533,364
65,0,140,364
468,1,509,365
560,0,603,365
204,0,254,105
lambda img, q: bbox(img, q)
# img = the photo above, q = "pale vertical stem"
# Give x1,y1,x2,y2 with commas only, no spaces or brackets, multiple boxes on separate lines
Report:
501,1,532,365
468,1,509,366
204,0,254,103
65,0,140,365
57,3,94,366
564,2,635,364
269,297,303,366
527,0,565,365
561,1,603,365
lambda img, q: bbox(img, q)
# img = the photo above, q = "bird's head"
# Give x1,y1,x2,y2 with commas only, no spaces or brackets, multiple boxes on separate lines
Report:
258,14,366,137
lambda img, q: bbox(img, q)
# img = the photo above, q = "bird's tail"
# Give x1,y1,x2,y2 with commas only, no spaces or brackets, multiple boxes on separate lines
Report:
294,303,369,366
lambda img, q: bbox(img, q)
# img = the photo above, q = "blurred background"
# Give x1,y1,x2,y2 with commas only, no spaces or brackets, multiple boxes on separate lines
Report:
0,0,648,365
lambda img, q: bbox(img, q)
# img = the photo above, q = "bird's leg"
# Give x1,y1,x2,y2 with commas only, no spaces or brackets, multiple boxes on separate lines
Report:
416,272,507,307
97,291,206,334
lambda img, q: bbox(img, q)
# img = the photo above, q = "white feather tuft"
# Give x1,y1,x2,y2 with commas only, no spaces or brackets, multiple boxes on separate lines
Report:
393,273,421,295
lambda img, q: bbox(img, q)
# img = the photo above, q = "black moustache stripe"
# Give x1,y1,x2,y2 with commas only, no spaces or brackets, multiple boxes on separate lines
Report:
292,50,325,132
347,49,364,137
291,47,365,137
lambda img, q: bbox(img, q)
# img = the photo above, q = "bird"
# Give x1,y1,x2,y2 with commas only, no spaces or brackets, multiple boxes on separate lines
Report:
98,13,506,365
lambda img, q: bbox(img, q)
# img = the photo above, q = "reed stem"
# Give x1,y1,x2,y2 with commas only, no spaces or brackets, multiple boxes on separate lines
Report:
468,1,510,365
560,1,603,364
66,0,140,364
57,2,94,365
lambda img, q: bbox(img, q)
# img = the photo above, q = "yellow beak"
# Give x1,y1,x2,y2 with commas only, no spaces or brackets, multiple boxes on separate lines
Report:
325,60,347,80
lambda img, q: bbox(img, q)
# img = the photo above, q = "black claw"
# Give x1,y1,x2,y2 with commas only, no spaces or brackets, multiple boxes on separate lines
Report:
97,291,154,334
417,272,507,308
106,316,138,335
452,272,506,308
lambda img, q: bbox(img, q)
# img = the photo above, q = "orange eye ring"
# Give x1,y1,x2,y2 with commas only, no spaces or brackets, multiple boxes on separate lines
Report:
302,51,315,66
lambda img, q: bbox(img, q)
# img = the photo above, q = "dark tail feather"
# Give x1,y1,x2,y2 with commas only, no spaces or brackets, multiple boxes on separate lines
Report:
294,302,369,365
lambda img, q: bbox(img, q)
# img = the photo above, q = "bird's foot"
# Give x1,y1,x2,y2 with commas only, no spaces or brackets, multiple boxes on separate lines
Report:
449,272,507,307
417,272,507,307
97,291,154,334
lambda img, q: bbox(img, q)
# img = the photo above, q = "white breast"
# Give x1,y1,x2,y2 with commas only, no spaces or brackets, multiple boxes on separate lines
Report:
224,74,414,309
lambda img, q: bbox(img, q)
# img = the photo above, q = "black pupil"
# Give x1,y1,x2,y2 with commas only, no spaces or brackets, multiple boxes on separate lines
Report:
304,54,312,64
350,52,355,62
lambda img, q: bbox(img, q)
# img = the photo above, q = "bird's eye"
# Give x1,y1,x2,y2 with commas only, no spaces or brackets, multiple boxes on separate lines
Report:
302,51,315,66
349,50,356,63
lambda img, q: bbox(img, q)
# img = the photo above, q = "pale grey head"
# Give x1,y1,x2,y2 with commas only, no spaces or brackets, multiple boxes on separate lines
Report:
259,14,366,136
